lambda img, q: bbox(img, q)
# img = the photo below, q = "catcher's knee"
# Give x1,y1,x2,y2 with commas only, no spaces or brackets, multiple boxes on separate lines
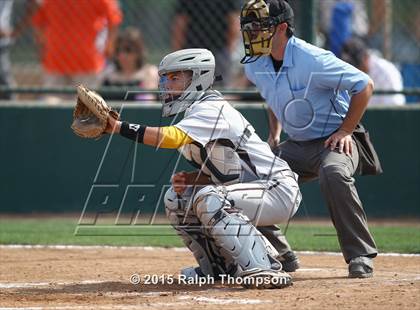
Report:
164,187,179,213
164,187,185,225
193,185,228,225
164,186,199,226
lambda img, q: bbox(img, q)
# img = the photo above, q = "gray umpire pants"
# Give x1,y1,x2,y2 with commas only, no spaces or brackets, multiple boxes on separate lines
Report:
269,137,378,263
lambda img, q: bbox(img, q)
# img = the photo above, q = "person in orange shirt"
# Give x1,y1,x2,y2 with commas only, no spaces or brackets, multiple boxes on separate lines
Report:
31,0,122,102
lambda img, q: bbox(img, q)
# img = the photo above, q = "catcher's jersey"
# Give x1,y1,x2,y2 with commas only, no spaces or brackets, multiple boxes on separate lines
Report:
174,91,291,182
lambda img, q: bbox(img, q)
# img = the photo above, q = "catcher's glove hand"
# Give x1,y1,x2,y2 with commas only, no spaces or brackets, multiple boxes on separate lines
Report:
71,85,120,139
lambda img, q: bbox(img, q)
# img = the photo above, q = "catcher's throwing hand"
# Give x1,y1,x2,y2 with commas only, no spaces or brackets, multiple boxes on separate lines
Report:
324,129,353,156
71,85,120,138
171,171,191,195
172,171,213,194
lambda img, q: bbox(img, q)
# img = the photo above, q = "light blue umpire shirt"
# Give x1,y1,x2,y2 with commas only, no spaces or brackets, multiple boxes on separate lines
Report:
245,36,371,141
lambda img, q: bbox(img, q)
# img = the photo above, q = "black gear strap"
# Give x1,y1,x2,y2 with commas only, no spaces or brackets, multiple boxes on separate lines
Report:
120,121,147,143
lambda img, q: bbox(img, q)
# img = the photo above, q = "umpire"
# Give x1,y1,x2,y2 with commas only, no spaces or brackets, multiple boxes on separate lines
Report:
240,0,377,278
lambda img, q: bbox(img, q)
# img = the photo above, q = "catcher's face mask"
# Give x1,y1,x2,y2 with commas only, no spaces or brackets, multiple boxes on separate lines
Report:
240,0,277,64
159,70,193,117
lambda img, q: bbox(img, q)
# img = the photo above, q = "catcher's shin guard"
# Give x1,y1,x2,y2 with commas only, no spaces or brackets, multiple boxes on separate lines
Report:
193,185,288,288
164,187,228,278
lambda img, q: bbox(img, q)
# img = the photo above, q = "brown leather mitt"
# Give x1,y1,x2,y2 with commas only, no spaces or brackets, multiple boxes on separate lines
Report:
71,85,120,139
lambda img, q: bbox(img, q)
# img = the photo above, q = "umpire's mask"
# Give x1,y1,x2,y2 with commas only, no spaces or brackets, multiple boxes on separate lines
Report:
240,0,294,64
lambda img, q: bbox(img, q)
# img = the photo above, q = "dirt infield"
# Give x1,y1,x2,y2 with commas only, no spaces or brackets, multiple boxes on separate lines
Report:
1,246,419,309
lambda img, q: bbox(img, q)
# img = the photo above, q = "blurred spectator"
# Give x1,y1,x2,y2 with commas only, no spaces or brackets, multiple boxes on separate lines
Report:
0,0,40,99
0,0,16,99
318,0,368,56
99,27,158,101
341,38,405,106
393,10,420,103
10,0,39,38
172,0,241,87
31,0,122,102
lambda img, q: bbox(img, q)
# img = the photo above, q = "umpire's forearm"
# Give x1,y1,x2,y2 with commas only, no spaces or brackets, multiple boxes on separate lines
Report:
340,79,374,133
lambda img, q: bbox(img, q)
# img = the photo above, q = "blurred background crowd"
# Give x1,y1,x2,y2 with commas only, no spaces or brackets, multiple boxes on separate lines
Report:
0,0,419,104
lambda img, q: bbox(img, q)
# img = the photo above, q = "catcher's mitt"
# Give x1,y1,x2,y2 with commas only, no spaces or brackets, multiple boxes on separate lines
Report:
71,85,120,139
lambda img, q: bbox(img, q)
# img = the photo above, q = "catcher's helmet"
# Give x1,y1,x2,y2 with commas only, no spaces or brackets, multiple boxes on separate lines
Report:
158,49,215,117
240,0,294,64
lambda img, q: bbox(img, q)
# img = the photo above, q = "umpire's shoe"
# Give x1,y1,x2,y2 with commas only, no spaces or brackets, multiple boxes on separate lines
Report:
277,251,300,272
348,256,373,278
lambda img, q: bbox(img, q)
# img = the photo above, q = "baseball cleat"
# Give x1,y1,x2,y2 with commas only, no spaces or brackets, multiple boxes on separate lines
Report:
277,251,300,272
180,266,207,279
348,256,373,278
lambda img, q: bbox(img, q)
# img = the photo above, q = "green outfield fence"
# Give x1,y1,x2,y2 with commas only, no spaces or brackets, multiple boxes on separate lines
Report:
1,101,419,218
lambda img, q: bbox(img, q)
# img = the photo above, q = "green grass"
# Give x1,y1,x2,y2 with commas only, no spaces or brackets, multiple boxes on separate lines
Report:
0,218,419,253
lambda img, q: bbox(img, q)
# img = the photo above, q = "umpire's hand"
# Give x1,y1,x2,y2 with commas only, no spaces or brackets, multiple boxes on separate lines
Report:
324,129,353,156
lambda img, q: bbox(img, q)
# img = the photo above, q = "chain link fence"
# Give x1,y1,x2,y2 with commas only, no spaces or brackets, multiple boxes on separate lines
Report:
1,0,419,102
